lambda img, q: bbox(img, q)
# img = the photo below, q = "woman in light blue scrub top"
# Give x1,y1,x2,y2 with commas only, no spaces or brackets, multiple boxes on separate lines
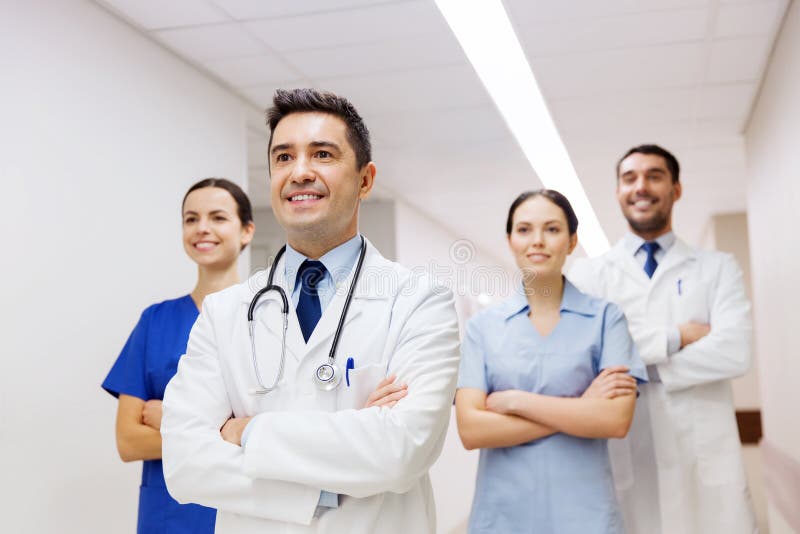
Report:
102,178,255,534
456,190,647,534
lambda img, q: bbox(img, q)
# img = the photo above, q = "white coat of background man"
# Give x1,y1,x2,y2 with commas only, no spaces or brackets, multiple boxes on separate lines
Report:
570,144,757,534
161,88,461,534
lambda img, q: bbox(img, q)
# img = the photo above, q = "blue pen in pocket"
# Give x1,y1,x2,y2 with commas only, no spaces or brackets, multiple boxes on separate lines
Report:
345,357,355,387
677,279,683,296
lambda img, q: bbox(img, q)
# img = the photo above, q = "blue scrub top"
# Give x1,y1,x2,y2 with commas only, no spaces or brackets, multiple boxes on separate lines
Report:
102,295,216,534
458,279,647,534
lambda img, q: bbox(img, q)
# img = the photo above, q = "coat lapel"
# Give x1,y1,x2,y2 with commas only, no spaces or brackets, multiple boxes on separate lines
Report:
651,237,695,283
607,239,650,287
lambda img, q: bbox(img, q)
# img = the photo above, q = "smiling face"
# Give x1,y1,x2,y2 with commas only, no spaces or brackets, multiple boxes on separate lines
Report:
269,111,375,257
616,152,682,239
507,195,577,279
182,186,254,270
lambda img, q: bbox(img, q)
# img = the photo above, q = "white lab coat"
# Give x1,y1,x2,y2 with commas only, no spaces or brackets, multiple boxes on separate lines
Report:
161,242,461,534
570,237,757,534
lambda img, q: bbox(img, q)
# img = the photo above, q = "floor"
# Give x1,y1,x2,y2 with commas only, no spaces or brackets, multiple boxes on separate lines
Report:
743,444,770,533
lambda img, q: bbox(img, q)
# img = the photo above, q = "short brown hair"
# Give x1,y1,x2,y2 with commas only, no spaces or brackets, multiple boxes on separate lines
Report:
617,144,680,183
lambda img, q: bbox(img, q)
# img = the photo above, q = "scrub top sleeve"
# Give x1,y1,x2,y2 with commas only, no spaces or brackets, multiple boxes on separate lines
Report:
457,316,489,391
599,303,648,384
101,307,151,400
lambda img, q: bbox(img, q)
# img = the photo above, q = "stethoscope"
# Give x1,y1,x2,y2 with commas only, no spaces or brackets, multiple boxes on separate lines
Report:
246,236,367,395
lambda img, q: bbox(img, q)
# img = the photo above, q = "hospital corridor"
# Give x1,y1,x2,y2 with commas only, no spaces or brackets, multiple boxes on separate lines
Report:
1,1,798,533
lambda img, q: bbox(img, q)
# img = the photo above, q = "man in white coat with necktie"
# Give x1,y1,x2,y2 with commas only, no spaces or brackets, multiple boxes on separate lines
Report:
160,88,461,533
570,144,757,534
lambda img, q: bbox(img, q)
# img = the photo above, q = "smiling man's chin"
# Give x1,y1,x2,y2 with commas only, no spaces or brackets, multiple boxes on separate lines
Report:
627,212,669,234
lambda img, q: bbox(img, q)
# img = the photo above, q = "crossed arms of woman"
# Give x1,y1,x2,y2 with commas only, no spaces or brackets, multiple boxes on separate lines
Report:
455,365,637,450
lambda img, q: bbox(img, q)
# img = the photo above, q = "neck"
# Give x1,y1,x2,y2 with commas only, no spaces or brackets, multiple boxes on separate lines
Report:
522,271,564,311
191,262,240,308
288,229,358,260
631,224,672,242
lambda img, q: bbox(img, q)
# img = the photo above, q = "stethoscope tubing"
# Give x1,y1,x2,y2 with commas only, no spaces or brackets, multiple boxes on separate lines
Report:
246,236,367,394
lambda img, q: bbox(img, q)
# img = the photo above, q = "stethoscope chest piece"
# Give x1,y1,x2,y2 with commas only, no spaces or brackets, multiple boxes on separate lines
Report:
314,361,342,391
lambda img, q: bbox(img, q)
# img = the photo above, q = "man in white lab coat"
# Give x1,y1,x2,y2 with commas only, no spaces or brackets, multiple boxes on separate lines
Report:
161,89,460,534
570,144,757,534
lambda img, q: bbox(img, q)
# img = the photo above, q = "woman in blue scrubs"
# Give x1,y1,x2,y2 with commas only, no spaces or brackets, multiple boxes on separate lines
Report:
456,190,647,534
102,178,255,534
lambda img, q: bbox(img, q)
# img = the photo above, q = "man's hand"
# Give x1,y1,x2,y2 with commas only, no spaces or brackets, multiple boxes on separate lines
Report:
142,400,163,430
678,322,711,348
220,416,253,446
364,374,408,408
485,390,523,415
582,366,637,399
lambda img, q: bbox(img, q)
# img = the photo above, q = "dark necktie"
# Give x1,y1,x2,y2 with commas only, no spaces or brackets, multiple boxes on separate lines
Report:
642,241,660,278
296,260,327,342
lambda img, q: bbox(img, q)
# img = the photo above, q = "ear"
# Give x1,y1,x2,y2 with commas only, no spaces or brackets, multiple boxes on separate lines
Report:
240,221,256,249
358,162,377,200
673,181,682,202
568,233,578,255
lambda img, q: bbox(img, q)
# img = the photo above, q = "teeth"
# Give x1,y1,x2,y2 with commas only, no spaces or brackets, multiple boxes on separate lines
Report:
196,242,216,250
291,194,321,201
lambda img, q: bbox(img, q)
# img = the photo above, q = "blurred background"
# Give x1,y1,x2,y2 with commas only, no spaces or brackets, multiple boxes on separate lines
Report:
1,0,797,532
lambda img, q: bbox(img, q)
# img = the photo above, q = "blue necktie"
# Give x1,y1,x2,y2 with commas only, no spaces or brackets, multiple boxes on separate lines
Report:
296,260,327,342
642,241,660,278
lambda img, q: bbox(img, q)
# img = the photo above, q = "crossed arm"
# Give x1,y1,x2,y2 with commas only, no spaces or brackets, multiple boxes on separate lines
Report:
116,376,408,461
220,375,409,444
455,365,637,450
114,395,164,462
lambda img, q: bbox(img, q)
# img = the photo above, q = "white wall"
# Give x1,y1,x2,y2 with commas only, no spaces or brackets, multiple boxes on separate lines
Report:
0,1,248,532
744,1,800,531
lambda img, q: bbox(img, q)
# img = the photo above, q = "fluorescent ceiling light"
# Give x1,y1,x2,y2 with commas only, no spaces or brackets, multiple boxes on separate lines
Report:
434,0,610,257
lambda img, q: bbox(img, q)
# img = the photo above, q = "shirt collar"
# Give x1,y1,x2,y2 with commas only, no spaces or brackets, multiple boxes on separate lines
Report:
284,234,363,291
560,278,597,316
622,230,676,256
501,278,597,320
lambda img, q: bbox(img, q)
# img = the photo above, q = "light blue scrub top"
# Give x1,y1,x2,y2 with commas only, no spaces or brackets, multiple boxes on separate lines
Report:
458,279,647,534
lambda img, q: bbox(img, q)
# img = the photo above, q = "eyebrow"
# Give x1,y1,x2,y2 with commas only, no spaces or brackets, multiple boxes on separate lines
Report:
621,167,667,176
183,209,230,216
270,140,342,155
310,140,341,151
271,143,292,155
516,219,562,225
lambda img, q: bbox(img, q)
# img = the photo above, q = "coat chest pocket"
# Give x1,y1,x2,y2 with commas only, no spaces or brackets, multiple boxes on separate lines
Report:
671,276,711,324
336,362,387,410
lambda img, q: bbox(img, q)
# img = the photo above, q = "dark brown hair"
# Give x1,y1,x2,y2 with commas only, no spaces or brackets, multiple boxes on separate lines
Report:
182,178,253,225
506,189,579,236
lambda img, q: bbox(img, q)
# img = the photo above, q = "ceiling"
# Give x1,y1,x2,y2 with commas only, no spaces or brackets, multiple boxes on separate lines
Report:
96,0,789,265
